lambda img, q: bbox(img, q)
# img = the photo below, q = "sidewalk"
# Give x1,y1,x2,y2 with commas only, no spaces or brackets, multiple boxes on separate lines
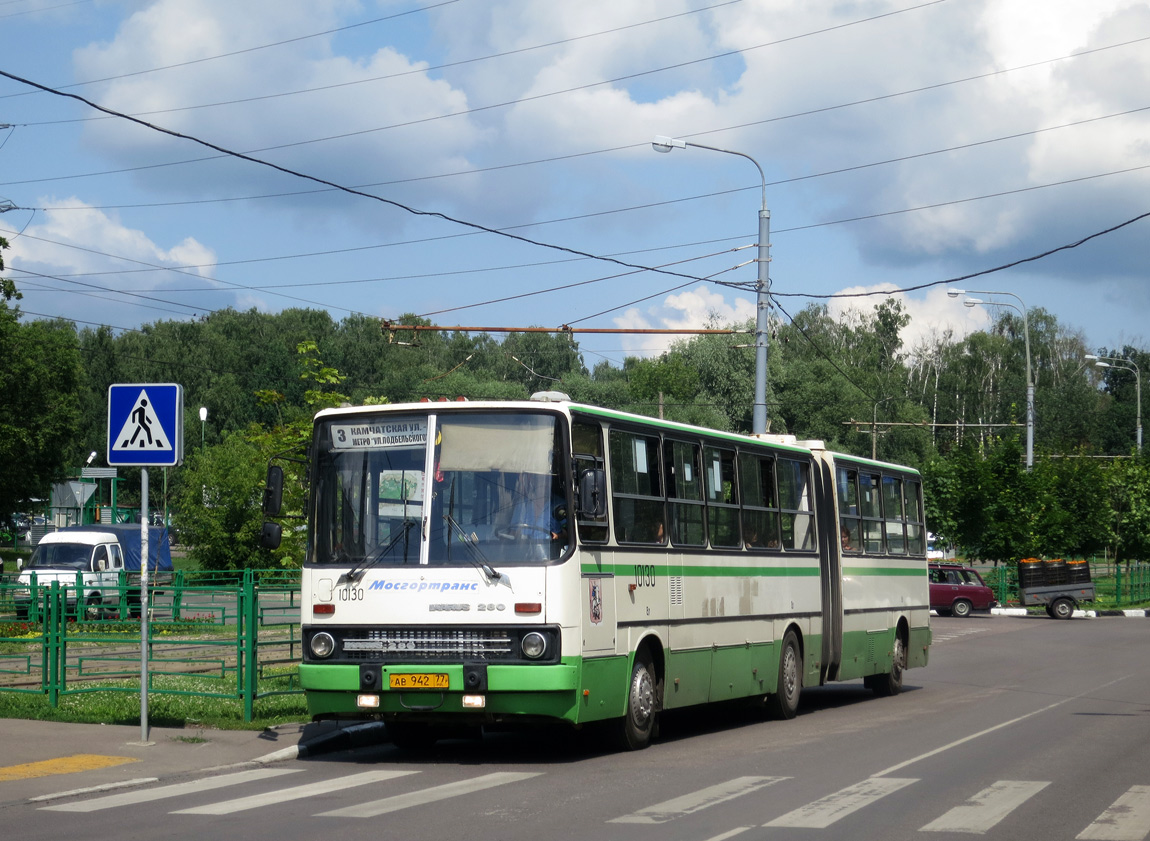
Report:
0,717,389,806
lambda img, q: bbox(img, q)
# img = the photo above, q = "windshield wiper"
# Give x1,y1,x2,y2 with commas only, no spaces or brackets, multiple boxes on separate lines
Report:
443,514,501,585
342,519,416,582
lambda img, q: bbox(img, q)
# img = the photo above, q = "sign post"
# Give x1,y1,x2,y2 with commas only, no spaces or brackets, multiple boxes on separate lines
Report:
107,383,183,745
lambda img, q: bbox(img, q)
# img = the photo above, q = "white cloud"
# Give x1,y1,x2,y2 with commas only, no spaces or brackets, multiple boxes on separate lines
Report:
827,282,990,358
73,0,488,210
613,284,756,357
9,199,225,323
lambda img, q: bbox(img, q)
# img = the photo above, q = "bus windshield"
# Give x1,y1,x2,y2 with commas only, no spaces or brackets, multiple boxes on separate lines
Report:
312,411,570,566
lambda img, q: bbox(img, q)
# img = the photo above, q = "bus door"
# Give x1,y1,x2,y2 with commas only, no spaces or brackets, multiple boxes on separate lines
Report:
814,454,843,682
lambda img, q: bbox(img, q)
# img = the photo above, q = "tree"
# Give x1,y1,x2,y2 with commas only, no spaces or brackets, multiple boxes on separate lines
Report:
1106,456,1150,566
173,432,273,570
0,238,84,516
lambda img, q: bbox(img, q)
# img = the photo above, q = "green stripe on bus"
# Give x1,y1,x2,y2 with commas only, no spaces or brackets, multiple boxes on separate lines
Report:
581,563,820,577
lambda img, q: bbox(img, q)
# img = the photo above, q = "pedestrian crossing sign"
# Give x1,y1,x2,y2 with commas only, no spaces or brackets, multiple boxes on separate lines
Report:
107,383,184,467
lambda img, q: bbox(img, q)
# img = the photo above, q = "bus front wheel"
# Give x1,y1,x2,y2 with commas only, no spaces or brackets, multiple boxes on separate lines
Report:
618,650,659,751
765,631,802,720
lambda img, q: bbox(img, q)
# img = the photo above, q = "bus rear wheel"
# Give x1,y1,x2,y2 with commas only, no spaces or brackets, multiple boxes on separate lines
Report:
765,631,802,720
866,631,906,697
618,650,659,751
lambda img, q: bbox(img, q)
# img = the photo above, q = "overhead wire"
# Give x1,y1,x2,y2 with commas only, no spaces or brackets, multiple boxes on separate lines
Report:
2,11,1147,345
17,0,746,123
0,0,464,98
15,24,1143,197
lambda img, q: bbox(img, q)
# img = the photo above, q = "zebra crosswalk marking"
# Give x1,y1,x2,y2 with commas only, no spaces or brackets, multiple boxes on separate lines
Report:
316,771,542,818
1077,785,1150,841
764,777,918,828
920,780,1049,833
172,769,418,815
40,767,301,812
609,776,789,824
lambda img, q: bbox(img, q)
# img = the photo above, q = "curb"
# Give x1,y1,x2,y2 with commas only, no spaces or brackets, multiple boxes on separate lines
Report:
287,721,389,761
988,607,1150,618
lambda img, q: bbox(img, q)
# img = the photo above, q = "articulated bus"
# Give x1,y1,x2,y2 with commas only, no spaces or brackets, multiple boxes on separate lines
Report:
267,394,931,750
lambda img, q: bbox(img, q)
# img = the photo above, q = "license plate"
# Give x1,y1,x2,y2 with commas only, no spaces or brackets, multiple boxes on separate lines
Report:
389,672,449,690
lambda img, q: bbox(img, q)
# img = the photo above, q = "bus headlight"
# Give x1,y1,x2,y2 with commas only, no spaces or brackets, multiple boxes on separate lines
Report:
310,632,336,659
520,631,546,659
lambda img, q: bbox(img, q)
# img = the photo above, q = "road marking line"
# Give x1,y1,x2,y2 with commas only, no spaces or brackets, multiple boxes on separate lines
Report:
699,828,754,841
317,772,541,818
173,769,418,815
0,754,139,782
30,778,159,802
610,776,790,824
1078,785,1150,841
920,780,1049,833
871,674,1134,778
764,777,917,828
40,767,301,812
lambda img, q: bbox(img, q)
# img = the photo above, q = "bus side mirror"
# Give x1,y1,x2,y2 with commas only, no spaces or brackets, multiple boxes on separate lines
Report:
263,465,284,516
577,468,606,519
260,522,282,550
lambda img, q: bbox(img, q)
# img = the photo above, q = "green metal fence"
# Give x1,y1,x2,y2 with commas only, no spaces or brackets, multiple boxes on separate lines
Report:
0,569,302,721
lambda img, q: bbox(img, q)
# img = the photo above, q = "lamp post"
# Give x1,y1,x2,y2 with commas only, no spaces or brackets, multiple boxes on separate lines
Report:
653,135,771,435
871,396,897,461
1086,354,1141,453
199,407,207,453
949,288,1033,469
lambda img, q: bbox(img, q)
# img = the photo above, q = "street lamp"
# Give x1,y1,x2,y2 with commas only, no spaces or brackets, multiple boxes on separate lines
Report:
871,396,897,461
653,135,772,435
1086,354,1142,452
199,406,208,453
948,287,1034,469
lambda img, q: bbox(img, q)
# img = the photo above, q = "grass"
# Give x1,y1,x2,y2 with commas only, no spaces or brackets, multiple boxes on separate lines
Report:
0,671,309,730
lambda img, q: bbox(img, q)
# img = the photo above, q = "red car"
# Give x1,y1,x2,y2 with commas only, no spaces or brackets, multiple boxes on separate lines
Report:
929,563,997,617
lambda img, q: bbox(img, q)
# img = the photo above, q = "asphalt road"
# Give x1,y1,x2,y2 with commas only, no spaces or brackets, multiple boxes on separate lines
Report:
13,614,1150,841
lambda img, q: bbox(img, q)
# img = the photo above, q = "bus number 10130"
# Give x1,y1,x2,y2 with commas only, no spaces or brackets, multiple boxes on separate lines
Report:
633,564,656,588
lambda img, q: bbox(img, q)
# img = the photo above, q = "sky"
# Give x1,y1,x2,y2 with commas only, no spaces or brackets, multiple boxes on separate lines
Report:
1,0,1148,374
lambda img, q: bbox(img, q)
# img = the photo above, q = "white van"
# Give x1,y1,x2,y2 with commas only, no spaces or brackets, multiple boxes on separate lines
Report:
15,530,125,619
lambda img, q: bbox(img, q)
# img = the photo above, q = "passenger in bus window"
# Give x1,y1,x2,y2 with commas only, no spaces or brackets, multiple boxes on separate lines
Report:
840,523,855,552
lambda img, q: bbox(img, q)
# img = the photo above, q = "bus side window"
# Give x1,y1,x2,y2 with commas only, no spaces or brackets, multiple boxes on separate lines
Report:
666,439,705,547
859,473,883,553
740,452,780,549
778,458,814,551
836,466,861,553
882,475,906,554
704,446,740,548
904,480,925,555
609,428,664,544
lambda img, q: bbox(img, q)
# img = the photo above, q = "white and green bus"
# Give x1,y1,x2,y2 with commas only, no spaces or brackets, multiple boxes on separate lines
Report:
267,394,931,750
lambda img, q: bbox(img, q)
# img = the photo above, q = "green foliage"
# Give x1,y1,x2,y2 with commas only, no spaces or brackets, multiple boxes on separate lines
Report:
173,432,273,570
0,300,83,515
1107,456,1150,564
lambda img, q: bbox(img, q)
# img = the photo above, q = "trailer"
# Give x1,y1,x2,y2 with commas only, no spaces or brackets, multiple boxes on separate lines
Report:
1017,558,1094,619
